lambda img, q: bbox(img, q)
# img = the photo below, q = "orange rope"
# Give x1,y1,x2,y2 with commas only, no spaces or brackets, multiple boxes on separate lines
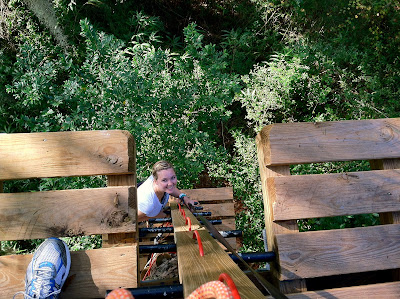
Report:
186,273,241,299
187,281,233,299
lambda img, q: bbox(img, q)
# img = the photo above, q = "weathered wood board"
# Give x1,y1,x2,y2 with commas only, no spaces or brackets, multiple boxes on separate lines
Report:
276,224,400,280
168,188,237,249
0,130,139,297
103,174,137,247
258,118,400,166
180,187,234,202
0,186,136,241
199,202,235,218
0,130,135,180
256,132,307,293
269,169,400,220
273,281,400,299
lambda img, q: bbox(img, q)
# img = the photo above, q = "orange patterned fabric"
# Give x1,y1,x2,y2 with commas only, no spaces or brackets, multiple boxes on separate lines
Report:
187,281,234,299
106,288,134,299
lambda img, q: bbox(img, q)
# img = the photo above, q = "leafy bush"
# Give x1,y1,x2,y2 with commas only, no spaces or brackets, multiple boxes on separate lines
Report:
209,130,265,252
5,19,240,187
0,50,14,133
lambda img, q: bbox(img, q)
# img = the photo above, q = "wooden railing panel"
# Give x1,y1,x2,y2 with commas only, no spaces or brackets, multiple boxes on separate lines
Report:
0,186,136,241
0,130,135,180
259,118,400,166
276,224,400,280
269,169,400,220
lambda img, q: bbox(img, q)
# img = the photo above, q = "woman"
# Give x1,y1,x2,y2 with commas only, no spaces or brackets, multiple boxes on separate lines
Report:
137,160,198,222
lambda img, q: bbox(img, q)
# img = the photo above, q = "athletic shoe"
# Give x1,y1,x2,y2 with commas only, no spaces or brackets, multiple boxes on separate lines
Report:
14,237,71,299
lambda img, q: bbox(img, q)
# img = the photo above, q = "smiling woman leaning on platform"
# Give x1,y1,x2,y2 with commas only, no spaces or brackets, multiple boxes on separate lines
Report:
137,160,198,222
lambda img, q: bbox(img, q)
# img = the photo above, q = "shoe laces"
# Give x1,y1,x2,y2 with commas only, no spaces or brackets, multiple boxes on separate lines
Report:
13,267,62,299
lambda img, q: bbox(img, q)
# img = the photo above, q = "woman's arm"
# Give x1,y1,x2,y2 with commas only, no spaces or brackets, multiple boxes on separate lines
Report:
138,209,168,222
137,210,149,222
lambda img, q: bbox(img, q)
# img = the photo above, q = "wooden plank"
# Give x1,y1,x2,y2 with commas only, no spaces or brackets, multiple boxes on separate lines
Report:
214,218,237,250
258,118,400,166
276,224,400,280
216,236,238,251
172,204,264,298
270,169,400,221
0,187,136,241
256,132,307,294
0,130,135,180
103,174,137,247
0,246,137,299
276,281,400,299
200,202,235,218
213,217,236,232
180,187,233,202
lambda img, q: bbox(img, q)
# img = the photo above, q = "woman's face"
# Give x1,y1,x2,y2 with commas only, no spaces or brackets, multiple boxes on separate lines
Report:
154,168,177,194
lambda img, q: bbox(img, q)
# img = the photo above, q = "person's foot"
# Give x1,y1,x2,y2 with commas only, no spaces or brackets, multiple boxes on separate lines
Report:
17,238,71,298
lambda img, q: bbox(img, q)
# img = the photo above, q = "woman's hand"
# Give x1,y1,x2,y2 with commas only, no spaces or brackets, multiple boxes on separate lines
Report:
182,195,199,207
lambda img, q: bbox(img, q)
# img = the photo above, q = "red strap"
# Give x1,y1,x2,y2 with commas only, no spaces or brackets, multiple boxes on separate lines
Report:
219,273,241,299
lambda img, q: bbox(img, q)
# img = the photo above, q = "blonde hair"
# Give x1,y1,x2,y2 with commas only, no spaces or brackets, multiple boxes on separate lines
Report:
152,160,175,180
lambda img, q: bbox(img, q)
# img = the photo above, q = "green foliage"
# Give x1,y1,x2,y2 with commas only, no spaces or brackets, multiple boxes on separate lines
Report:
1,9,241,253
291,160,371,175
54,1,165,45
3,176,106,193
61,235,102,251
237,53,309,132
0,50,14,132
0,239,44,255
4,17,240,186
209,130,265,252
298,214,380,232
236,36,399,134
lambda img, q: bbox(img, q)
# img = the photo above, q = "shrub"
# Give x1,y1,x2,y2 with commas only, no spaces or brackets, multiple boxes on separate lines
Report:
5,18,240,186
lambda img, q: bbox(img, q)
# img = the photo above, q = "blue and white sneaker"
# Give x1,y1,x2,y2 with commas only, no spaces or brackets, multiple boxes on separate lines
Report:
15,237,71,299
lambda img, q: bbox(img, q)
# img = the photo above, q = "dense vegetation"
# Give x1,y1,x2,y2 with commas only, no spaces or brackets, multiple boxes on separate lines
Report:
1,0,399,254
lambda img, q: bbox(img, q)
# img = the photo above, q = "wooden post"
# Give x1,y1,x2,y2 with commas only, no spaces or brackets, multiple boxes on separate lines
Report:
256,130,307,294
103,174,137,246
370,158,400,280
102,132,137,246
